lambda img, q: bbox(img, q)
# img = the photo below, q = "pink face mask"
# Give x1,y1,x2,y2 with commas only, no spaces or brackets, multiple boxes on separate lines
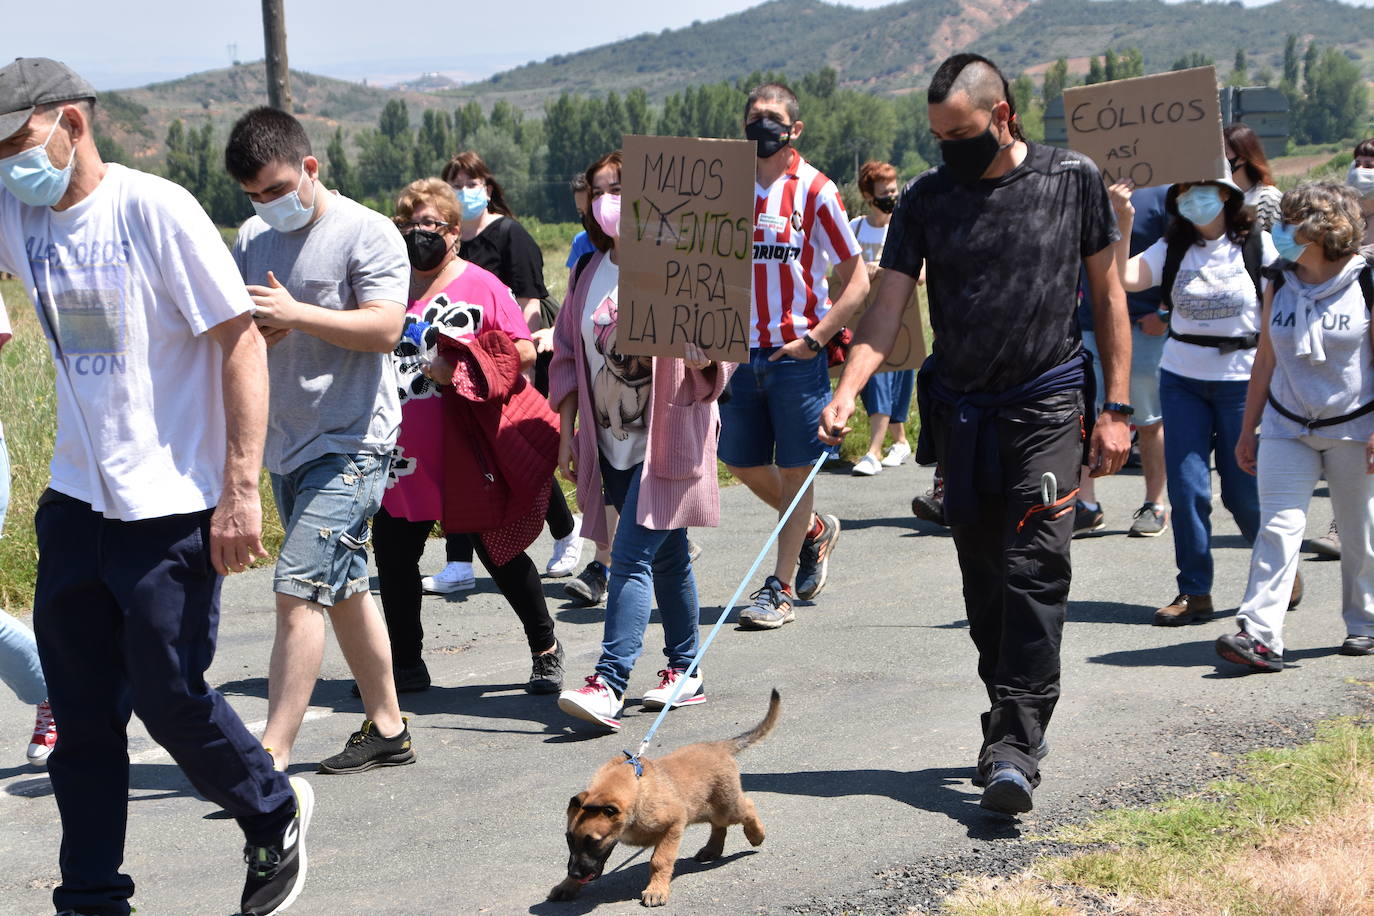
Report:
592,193,621,240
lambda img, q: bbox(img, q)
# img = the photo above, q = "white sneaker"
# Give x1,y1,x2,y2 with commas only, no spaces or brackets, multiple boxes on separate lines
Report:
546,515,583,577
881,440,912,467
640,668,706,711
851,454,883,476
558,674,624,731
27,700,56,766
421,561,476,594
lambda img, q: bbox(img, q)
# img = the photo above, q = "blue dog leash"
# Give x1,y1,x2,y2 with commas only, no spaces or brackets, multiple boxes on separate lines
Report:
626,446,836,768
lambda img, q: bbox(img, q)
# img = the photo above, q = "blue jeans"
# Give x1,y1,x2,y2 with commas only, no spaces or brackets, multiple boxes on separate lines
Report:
1160,369,1259,595
718,348,830,468
270,452,389,606
0,434,45,706
594,460,700,696
32,490,293,915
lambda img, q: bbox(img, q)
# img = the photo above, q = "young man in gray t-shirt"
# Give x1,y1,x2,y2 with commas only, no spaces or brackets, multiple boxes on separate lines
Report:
227,107,415,776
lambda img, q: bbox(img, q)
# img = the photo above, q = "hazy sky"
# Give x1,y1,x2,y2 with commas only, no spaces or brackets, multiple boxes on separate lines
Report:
4,0,1372,90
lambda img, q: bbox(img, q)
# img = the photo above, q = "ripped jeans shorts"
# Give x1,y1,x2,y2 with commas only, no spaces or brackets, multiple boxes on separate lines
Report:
270,452,390,606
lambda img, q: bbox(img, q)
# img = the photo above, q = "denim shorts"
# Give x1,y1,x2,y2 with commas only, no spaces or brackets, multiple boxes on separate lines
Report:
718,347,830,468
270,452,390,606
860,369,915,423
1082,325,1166,426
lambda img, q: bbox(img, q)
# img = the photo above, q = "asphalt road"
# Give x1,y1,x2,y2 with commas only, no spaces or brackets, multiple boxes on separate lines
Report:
0,459,1366,915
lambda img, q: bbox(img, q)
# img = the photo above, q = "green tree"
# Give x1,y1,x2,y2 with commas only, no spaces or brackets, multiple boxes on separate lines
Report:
1171,52,1213,71
1103,49,1119,82
378,99,410,142
1042,58,1068,107
326,127,362,200
1086,56,1105,86
1227,48,1249,87
1283,34,1300,86
1011,74,1035,115
1303,41,1319,90
1299,47,1369,143
456,101,486,145
1118,48,1144,79
625,88,652,136
415,109,452,175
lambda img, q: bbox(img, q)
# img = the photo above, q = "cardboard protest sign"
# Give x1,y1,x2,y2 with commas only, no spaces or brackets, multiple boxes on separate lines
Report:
617,134,755,363
1063,66,1224,188
829,277,927,378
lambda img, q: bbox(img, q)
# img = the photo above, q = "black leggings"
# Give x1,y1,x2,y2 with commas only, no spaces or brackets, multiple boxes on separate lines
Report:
444,484,574,562
374,508,556,663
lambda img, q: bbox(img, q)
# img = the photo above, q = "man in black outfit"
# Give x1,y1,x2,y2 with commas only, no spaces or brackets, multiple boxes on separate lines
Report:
821,53,1133,815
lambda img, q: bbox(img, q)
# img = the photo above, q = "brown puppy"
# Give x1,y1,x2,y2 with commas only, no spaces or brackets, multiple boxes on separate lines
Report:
549,689,780,907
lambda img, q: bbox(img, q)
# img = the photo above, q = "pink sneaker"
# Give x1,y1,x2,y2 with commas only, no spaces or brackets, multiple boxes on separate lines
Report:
27,700,56,766
640,668,706,710
557,675,623,731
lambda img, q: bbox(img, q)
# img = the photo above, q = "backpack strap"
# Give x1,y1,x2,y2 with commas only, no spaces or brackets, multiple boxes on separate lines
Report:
570,251,594,290
1241,230,1265,304
1160,234,1193,312
1361,254,1374,312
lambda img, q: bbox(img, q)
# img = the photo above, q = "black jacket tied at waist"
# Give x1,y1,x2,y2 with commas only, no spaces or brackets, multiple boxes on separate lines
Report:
915,348,1094,527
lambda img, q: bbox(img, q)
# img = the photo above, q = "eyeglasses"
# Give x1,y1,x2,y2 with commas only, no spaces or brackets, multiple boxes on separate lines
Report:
396,217,450,233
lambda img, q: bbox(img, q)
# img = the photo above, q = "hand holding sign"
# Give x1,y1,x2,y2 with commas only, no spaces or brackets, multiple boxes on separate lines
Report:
1063,66,1225,188
617,135,755,364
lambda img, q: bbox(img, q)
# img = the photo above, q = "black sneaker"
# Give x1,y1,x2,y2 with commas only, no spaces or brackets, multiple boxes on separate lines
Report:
317,719,416,774
1215,630,1284,672
737,576,796,629
1072,501,1105,538
527,640,566,694
972,737,1050,788
240,775,314,915
796,513,840,600
350,660,431,698
911,491,947,527
564,562,608,607
1339,635,1374,655
980,762,1034,815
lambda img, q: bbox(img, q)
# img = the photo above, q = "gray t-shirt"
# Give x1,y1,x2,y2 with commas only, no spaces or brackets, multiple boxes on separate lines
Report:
233,194,408,474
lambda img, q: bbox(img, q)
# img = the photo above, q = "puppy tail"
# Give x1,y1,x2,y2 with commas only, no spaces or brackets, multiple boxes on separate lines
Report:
727,689,780,756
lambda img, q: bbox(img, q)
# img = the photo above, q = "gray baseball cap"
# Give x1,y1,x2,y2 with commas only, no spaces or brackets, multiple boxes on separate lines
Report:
0,58,97,142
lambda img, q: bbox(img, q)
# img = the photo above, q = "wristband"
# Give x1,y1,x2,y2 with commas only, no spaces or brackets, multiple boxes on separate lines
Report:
1102,401,1135,417
1156,307,1171,321
802,332,823,353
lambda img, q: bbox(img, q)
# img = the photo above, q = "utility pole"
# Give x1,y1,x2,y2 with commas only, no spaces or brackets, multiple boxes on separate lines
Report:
262,0,292,112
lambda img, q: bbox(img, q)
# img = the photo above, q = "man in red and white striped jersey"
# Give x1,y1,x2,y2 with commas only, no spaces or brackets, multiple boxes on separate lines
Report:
722,82,870,630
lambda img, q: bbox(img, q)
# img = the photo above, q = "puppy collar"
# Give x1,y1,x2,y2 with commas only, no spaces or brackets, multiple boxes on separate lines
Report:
622,750,643,778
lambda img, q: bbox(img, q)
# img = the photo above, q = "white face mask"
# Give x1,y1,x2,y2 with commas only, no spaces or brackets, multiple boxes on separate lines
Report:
0,111,75,207
252,161,315,232
1348,164,1374,200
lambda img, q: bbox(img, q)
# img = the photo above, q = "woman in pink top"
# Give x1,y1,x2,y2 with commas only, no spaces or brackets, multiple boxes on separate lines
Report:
372,179,567,695
550,151,734,731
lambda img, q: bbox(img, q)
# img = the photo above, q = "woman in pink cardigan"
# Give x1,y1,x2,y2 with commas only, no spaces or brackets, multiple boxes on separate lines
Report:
550,150,734,731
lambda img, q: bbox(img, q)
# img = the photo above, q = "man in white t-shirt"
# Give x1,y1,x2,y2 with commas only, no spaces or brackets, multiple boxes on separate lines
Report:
722,82,869,629
0,58,310,916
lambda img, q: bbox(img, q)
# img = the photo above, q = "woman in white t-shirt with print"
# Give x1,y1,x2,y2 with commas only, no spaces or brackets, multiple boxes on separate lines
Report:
1225,122,1283,232
1113,176,1293,627
848,160,915,477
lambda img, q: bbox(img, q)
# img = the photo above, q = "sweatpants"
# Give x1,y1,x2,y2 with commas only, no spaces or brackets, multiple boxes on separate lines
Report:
1236,435,1374,654
932,400,1084,786
31,490,294,916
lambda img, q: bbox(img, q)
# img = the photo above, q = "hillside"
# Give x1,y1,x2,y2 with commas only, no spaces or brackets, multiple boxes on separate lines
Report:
444,0,1374,107
97,62,454,165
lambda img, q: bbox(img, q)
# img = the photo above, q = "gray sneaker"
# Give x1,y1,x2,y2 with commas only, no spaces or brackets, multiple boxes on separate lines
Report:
527,640,566,694
1311,519,1341,559
1128,502,1167,537
737,576,795,630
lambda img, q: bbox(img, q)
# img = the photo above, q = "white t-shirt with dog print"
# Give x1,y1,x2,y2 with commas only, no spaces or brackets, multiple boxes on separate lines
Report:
579,256,649,470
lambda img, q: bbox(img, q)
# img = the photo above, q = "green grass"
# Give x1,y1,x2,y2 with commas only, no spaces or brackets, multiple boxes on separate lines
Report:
0,278,55,612
945,715,1374,915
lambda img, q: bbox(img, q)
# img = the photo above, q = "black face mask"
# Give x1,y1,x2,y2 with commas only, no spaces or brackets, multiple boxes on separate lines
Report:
405,229,450,271
746,116,792,159
939,126,1005,185
872,194,897,214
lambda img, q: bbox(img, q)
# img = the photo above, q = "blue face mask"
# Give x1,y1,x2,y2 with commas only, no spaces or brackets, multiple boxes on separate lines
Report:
251,162,315,232
0,111,75,207
1176,185,1225,227
1271,222,1311,263
459,186,488,220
